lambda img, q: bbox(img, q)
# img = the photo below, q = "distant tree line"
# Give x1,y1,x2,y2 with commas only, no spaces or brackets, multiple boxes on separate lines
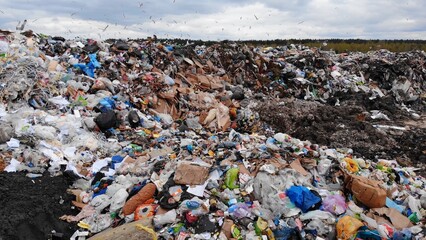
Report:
153,38,426,53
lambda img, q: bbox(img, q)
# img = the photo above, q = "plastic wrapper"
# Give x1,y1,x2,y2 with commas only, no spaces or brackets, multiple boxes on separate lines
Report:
322,194,347,215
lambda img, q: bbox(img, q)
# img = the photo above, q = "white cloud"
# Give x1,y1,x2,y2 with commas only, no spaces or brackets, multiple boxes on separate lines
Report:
0,0,425,39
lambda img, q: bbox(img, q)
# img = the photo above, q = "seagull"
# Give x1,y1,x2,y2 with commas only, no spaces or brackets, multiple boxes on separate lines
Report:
102,25,109,32
254,14,259,20
16,20,27,31
71,12,77,16
139,2,143,7
298,21,304,25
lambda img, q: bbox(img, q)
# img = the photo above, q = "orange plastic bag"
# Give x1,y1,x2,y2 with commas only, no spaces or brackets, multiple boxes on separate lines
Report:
134,204,157,221
336,216,364,240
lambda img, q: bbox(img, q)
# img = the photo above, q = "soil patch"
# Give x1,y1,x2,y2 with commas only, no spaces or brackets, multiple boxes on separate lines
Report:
0,172,78,240
257,93,426,174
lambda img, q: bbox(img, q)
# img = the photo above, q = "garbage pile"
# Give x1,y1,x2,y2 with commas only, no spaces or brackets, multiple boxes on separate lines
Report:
0,31,425,240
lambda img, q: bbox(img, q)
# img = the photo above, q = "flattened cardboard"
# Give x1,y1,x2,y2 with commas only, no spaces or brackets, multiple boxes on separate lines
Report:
290,158,309,176
173,161,210,185
344,174,387,208
369,207,413,230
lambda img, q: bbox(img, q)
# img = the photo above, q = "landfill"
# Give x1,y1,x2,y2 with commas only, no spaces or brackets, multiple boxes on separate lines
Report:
0,30,425,240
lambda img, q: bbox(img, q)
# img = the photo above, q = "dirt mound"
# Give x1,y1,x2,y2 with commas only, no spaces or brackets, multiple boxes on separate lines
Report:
0,172,78,240
258,93,426,173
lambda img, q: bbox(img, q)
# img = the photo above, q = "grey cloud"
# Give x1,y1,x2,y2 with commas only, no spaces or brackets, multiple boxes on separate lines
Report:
0,0,425,39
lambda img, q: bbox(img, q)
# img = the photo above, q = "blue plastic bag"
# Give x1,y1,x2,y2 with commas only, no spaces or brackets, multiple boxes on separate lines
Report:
392,229,412,240
98,97,116,112
273,227,298,240
355,226,382,240
286,186,321,213
73,53,100,77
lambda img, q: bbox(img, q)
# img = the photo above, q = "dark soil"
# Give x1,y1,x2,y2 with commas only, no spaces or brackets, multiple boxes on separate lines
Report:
257,92,426,173
0,172,78,240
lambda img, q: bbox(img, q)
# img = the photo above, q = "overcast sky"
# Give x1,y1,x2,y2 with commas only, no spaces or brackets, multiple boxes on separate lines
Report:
0,0,425,40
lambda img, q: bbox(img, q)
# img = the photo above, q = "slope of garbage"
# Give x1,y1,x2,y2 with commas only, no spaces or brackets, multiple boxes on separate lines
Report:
0,31,425,240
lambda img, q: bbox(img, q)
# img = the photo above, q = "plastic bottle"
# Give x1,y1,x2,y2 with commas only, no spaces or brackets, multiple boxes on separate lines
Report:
225,167,239,189
179,197,208,216
217,200,229,212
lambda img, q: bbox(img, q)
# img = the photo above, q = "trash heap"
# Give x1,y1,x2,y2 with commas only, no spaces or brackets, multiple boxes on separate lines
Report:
0,31,425,240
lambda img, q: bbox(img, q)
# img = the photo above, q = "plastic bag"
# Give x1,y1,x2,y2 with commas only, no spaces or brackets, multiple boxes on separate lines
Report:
355,226,382,240
392,228,412,240
109,188,129,212
317,159,332,175
134,204,157,221
336,216,363,240
305,219,330,236
154,209,177,227
299,210,336,224
286,186,322,213
225,167,239,189
322,194,347,215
